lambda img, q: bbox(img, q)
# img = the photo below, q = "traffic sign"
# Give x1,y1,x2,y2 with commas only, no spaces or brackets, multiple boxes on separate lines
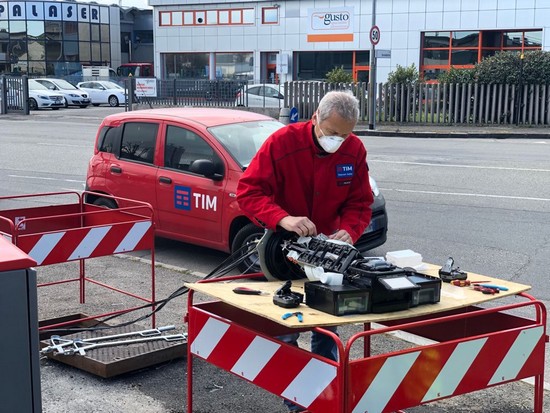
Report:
370,25,380,46
289,107,299,123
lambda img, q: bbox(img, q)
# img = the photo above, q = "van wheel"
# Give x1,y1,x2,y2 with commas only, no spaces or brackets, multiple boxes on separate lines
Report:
108,95,120,107
93,197,117,209
231,223,265,274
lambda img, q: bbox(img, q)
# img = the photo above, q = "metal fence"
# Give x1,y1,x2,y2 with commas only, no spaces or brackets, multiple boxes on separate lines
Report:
0,75,28,115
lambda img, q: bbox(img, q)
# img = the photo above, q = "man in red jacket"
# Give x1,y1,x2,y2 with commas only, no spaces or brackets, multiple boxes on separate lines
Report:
237,90,373,412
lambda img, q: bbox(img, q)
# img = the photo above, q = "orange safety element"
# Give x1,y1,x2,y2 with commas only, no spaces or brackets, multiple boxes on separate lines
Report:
0,191,156,330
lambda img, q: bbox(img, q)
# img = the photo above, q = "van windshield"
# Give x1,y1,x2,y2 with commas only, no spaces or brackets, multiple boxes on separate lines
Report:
209,120,284,168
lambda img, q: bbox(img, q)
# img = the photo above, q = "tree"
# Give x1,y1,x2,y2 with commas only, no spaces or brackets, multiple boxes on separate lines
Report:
325,66,354,83
387,64,419,85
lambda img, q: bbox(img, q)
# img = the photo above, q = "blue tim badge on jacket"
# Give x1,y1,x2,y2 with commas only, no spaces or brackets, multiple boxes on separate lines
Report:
336,164,354,178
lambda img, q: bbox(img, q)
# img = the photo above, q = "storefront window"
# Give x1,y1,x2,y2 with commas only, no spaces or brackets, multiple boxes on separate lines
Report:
101,43,110,62
295,51,353,80
46,41,63,61
79,23,90,41
91,42,101,62
216,52,253,80
423,32,450,48
524,31,542,48
452,31,478,47
79,41,90,61
27,21,45,39
91,24,100,42
45,22,62,40
164,53,209,79
9,21,26,39
28,40,45,61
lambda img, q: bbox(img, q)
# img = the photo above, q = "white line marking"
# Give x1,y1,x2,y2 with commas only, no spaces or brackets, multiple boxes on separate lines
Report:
8,174,84,183
370,160,550,173
382,188,550,202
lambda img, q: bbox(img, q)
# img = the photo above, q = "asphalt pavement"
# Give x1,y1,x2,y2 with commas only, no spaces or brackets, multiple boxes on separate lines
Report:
3,108,550,412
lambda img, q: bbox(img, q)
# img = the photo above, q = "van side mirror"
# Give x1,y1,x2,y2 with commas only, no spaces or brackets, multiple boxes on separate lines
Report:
188,159,223,181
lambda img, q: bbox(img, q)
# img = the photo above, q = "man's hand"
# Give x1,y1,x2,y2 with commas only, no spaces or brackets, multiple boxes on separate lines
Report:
329,229,353,244
278,216,317,237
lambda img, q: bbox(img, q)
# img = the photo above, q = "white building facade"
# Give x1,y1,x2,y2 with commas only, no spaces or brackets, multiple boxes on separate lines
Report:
149,0,550,83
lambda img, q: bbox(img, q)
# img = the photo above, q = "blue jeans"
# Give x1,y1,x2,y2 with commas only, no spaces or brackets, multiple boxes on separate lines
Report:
279,326,339,411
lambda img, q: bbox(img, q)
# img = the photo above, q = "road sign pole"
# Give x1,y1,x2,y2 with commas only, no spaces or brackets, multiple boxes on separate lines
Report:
368,0,377,130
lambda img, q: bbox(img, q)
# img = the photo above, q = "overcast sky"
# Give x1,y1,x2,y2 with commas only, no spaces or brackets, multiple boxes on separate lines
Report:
88,0,152,9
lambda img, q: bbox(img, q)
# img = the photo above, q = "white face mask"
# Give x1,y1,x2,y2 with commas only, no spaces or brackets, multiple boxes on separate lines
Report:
318,128,345,153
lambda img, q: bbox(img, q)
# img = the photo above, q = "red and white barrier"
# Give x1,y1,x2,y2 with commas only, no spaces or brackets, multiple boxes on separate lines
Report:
189,311,340,411
18,221,152,265
349,326,545,413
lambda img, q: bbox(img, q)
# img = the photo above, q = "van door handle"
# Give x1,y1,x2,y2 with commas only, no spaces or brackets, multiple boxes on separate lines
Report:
159,176,172,184
110,166,122,173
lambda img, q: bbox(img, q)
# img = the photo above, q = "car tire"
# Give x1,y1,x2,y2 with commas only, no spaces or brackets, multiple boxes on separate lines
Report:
108,95,119,107
28,98,38,111
63,98,69,108
79,105,88,108
92,103,100,107
231,223,265,274
93,197,117,209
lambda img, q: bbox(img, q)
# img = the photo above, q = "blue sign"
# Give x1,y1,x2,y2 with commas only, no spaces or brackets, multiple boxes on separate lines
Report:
289,107,299,123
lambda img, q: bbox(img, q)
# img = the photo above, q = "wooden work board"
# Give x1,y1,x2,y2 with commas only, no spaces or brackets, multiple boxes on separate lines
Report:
185,264,531,328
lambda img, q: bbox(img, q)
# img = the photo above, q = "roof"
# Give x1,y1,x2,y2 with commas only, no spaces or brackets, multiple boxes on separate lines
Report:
103,108,276,128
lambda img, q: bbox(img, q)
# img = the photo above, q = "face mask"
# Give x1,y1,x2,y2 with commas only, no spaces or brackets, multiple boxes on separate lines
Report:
318,128,345,153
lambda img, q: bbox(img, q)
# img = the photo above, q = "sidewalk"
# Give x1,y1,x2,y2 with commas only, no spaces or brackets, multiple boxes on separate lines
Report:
354,123,550,139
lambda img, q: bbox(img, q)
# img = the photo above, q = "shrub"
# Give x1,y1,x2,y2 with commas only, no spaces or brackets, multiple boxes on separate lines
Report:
387,64,420,85
438,66,475,83
325,66,354,83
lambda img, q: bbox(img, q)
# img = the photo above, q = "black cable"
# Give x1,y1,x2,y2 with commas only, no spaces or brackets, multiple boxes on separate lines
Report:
41,241,258,334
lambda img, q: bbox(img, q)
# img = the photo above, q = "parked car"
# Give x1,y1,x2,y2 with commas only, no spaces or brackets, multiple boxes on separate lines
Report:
33,78,91,108
77,80,126,107
27,79,65,110
85,108,387,273
235,84,284,108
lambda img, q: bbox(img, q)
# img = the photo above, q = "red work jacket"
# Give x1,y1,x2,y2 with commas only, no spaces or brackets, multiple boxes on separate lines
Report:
237,120,373,243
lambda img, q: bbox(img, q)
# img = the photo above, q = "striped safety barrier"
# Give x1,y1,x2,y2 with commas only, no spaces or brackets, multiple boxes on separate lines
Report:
189,309,341,412
349,326,545,413
17,221,152,266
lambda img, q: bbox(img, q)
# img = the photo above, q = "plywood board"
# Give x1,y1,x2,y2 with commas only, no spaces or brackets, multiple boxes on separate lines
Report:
186,264,531,328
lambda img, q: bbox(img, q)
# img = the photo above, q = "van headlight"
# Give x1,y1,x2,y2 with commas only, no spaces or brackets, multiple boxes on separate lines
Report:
369,176,380,196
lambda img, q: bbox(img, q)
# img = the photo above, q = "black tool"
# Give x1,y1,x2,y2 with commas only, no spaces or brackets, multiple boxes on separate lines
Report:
439,257,468,282
273,280,303,308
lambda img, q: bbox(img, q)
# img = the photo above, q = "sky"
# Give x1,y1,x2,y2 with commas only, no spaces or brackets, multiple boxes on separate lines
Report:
87,0,152,9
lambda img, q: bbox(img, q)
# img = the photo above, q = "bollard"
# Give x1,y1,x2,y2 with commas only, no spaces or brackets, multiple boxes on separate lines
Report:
279,107,290,125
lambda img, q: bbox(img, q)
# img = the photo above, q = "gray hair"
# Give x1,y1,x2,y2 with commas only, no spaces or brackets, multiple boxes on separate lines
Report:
317,90,359,123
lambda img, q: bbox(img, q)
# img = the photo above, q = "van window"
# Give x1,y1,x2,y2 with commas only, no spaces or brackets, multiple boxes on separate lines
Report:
164,125,222,173
119,122,159,164
97,126,120,153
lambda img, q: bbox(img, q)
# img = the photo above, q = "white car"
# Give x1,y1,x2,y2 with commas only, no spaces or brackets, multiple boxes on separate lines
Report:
235,84,284,108
34,78,91,108
77,80,127,107
27,79,65,110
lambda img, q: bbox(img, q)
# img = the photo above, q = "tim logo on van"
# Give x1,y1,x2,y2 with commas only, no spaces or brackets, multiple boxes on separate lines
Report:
174,186,217,212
